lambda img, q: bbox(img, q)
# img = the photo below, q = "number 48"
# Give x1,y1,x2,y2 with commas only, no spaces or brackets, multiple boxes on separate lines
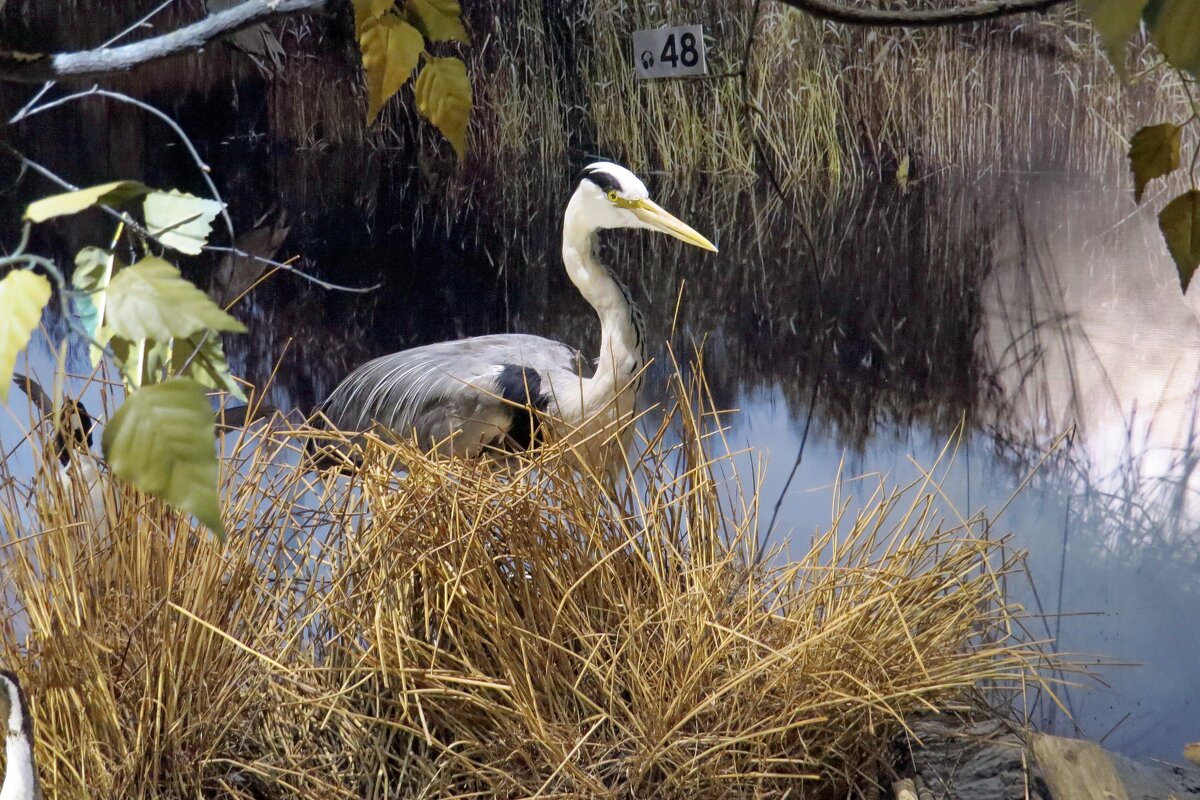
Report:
660,32,699,69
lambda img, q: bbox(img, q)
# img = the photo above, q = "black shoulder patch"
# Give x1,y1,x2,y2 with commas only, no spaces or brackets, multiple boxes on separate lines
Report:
493,364,548,451
54,399,95,468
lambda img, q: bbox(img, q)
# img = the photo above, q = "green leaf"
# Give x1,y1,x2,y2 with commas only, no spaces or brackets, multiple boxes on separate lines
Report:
106,256,246,342
354,0,396,33
107,336,170,390
172,332,246,401
143,190,225,255
72,246,120,366
406,0,469,43
101,378,224,537
0,270,51,402
1081,0,1149,76
414,55,472,160
1147,0,1200,76
360,14,424,123
1159,190,1200,292
109,332,243,399
23,180,149,223
1129,123,1181,202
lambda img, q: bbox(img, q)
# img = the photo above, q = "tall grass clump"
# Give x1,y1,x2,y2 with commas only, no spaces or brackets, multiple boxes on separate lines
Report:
0,360,1053,798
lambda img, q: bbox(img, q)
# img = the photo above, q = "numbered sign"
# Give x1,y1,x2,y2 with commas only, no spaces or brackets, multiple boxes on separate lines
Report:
632,25,707,80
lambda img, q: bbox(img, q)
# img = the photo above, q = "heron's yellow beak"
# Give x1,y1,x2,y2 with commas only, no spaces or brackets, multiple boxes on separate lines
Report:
631,198,718,252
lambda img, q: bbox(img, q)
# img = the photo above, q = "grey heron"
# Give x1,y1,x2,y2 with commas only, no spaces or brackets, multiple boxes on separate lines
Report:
11,374,111,533
318,162,717,470
0,671,41,800
11,375,94,468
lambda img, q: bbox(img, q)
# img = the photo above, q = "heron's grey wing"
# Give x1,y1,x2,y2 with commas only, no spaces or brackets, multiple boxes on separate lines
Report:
319,334,583,455
11,373,54,417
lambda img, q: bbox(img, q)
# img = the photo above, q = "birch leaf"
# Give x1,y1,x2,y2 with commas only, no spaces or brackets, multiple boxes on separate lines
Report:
143,190,225,255
106,256,246,342
172,332,245,401
0,270,51,402
24,181,149,222
1147,0,1200,76
72,246,121,365
1129,123,1181,202
102,379,224,537
414,55,471,160
1080,0,1149,77
407,0,469,43
1159,190,1200,292
360,14,424,123
354,0,395,33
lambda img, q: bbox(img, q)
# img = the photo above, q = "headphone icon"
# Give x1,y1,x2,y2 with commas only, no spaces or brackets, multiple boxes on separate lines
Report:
640,50,654,70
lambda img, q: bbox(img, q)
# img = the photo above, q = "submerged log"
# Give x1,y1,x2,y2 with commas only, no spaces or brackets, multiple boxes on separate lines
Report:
898,716,1200,800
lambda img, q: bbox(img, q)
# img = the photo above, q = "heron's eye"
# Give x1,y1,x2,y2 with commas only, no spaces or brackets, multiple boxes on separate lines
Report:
607,189,619,202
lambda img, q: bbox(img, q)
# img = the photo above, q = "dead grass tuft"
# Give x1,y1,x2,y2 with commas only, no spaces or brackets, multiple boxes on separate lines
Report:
0,358,1056,798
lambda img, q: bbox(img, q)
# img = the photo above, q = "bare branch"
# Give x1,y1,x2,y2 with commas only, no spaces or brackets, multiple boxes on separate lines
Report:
775,0,1072,27
0,0,331,83
13,87,236,240
4,146,380,296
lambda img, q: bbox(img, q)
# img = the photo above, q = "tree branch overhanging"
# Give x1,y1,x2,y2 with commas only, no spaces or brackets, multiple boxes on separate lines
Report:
0,0,331,83
774,0,1073,27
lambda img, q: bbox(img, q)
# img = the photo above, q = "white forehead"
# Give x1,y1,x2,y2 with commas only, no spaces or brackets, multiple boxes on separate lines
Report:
581,162,649,199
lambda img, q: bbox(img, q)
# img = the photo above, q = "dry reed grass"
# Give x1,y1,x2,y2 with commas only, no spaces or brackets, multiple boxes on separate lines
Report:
0,358,1055,798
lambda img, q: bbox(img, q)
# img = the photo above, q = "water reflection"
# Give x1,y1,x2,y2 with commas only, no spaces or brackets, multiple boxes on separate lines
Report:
3,132,1199,758
214,158,1200,759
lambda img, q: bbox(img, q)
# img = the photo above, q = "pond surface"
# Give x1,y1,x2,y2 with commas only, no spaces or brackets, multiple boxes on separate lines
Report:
4,123,1200,761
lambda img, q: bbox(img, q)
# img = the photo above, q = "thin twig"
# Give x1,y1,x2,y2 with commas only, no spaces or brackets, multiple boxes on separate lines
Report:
99,0,181,48
15,87,235,241
8,0,179,124
205,247,382,294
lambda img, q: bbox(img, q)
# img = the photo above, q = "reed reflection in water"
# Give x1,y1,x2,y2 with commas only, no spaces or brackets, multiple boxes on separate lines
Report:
726,170,1200,760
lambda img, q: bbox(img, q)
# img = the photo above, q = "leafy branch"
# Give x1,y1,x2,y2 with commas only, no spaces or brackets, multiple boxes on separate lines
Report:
353,0,473,158
4,144,378,295
4,181,249,535
1089,0,1200,291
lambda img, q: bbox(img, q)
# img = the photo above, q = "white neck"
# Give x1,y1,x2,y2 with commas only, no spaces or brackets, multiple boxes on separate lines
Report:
1,682,36,800
2,736,36,800
561,193,645,416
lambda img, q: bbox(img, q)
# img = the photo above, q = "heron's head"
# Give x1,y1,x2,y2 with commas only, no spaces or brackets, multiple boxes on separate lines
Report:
573,162,717,251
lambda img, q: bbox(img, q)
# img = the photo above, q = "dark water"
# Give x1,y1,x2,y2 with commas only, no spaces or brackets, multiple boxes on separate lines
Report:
4,102,1200,761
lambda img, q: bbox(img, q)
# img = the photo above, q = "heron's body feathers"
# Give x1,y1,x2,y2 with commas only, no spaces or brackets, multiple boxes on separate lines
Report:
320,334,586,456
